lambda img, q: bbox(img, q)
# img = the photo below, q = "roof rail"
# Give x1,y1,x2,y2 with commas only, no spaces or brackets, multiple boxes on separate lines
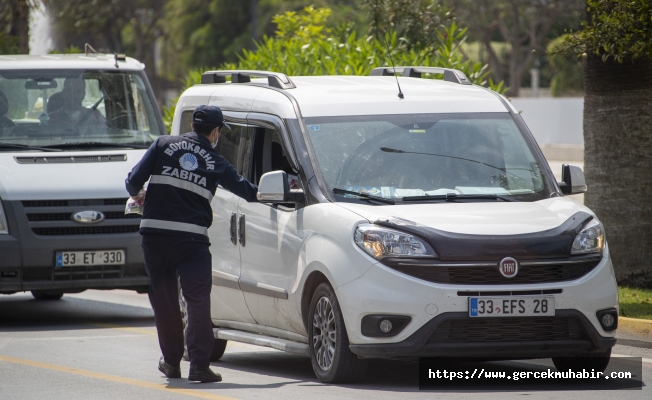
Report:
201,70,296,89
370,66,472,85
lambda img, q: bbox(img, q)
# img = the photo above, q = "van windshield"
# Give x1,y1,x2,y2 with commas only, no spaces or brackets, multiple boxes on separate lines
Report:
305,113,553,202
0,69,163,150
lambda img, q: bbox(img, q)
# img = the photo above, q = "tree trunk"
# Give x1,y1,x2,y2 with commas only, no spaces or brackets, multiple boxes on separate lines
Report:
6,0,30,54
583,55,652,284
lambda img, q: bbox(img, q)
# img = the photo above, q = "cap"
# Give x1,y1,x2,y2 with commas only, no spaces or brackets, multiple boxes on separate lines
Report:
192,105,231,130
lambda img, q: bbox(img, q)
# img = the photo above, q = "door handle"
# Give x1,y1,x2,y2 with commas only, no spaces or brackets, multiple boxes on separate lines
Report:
229,212,237,245
238,213,246,247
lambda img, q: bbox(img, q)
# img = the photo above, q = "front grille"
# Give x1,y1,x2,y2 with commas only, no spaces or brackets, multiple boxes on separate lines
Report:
15,155,127,164
32,226,139,236
22,198,128,207
428,317,587,343
387,257,601,285
54,265,122,281
27,212,141,222
21,198,140,236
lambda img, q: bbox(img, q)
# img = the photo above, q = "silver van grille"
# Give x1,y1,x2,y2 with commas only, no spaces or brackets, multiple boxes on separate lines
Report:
14,155,127,164
20,198,141,236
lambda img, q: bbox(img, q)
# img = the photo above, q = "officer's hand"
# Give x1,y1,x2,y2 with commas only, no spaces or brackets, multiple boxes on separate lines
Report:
131,189,146,205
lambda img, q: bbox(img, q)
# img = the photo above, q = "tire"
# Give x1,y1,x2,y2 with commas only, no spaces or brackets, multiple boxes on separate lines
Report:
552,348,612,373
31,290,63,300
308,283,368,383
210,338,228,361
178,278,190,361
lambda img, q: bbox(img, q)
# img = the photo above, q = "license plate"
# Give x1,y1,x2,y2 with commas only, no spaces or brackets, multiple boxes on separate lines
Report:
469,296,555,317
55,250,125,267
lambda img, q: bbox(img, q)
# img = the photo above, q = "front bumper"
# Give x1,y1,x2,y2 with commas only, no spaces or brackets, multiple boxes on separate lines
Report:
0,200,148,293
336,246,619,356
349,309,616,359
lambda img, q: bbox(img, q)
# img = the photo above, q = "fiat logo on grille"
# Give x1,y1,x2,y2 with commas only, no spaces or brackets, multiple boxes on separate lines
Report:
72,211,105,224
499,257,519,278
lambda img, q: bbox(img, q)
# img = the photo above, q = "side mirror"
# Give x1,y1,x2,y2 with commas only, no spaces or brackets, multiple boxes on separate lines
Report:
559,164,587,195
256,170,304,204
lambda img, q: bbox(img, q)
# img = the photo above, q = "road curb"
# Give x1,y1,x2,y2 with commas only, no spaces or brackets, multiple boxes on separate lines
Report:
619,316,652,340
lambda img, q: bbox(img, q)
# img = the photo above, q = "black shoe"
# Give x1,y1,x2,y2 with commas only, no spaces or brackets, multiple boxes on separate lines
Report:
158,356,181,379
188,365,222,382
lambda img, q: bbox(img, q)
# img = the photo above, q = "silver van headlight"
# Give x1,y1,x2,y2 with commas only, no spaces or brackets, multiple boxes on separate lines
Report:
0,201,8,234
571,219,605,255
354,223,437,260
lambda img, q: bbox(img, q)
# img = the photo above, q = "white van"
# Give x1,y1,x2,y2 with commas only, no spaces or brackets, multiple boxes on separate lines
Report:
0,54,165,299
172,68,618,383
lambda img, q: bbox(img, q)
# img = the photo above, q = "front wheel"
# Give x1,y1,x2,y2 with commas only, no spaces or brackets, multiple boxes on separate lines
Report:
552,348,612,373
308,283,368,383
210,338,227,361
31,291,63,300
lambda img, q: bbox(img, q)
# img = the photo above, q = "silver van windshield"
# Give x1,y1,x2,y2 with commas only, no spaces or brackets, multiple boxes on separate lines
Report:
305,113,552,202
0,69,162,150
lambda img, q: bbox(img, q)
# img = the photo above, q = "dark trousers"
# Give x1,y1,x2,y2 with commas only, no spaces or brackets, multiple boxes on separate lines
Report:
142,234,214,368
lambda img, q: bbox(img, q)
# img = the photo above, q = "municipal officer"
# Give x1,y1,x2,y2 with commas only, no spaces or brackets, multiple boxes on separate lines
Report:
125,105,258,382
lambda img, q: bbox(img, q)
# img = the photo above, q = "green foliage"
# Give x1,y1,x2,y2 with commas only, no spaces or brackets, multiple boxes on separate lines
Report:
48,45,83,55
273,6,332,41
619,286,652,320
0,32,21,54
163,6,506,132
565,0,652,62
547,35,583,97
364,0,449,52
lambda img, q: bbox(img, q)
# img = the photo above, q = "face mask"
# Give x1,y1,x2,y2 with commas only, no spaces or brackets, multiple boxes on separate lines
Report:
211,138,218,149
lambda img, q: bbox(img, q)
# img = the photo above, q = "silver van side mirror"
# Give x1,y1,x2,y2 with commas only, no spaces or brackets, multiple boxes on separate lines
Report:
559,164,587,195
257,170,304,204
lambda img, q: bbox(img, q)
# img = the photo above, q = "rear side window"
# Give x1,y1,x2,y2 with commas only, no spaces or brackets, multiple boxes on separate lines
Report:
216,124,244,170
179,110,193,134
178,110,243,172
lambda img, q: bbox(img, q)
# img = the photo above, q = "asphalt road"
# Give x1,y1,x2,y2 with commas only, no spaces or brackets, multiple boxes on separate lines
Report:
0,289,650,400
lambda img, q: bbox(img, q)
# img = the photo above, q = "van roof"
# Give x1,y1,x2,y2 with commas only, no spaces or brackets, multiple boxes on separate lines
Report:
0,54,145,71
179,74,512,121
288,75,509,116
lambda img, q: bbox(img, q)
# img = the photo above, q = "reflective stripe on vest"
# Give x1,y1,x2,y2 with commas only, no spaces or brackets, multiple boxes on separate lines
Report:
140,219,208,236
149,175,214,201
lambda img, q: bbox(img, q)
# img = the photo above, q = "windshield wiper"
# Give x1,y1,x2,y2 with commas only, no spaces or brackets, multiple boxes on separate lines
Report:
0,143,62,152
44,142,149,149
332,188,396,205
402,193,517,202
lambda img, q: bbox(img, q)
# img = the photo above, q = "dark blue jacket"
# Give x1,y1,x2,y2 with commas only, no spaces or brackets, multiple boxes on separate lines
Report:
125,132,258,239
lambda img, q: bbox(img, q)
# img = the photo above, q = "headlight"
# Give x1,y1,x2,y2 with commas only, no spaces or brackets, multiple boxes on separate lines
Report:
354,223,437,260
571,219,604,255
0,201,8,234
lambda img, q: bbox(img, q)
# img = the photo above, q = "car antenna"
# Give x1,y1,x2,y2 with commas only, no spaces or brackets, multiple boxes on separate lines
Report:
383,35,404,99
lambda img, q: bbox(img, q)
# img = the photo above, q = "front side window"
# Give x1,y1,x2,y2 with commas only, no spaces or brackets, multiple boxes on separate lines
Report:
305,113,552,202
0,69,163,150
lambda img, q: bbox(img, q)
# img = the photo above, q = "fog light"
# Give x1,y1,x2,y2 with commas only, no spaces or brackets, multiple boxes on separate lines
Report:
596,308,618,332
379,319,393,333
361,315,411,337
601,313,615,328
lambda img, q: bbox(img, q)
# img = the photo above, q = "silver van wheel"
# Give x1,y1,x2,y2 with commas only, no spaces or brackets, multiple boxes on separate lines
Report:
308,283,368,383
312,297,336,371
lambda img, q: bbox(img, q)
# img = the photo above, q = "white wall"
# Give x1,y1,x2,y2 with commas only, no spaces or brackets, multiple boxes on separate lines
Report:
510,98,584,146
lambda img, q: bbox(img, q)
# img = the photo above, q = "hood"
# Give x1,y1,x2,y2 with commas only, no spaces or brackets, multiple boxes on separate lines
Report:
0,150,146,200
336,198,593,236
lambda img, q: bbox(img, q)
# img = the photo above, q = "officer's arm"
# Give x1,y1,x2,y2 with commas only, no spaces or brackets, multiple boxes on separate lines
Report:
218,162,259,202
125,139,158,196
